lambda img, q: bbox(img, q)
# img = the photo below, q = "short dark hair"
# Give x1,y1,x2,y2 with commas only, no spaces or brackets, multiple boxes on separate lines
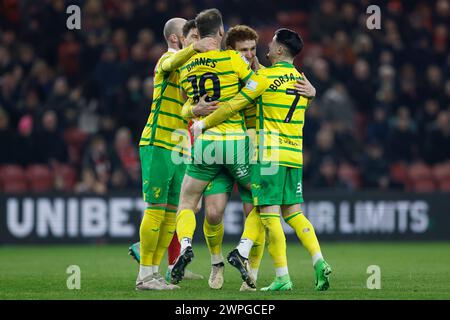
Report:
274,28,303,57
182,20,196,37
195,8,223,38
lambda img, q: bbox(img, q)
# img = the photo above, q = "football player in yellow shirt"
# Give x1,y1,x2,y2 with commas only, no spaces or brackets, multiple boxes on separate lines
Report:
170,8,270,286
181,24,265,291
135,17,218,291
192,28,332,291
129,19,206,285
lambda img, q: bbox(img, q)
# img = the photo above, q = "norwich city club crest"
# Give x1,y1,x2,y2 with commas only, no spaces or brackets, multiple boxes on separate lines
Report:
152,187,161,199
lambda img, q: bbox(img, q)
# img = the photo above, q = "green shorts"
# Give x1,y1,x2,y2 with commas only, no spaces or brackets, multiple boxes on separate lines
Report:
186,138,251,189
251,162,303,206
203,169,253,203
140,145,186,205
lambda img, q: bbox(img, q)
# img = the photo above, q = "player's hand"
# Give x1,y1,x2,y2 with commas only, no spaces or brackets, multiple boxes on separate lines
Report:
294,73,316,99
193,37,218,52
190,119,206,140
251,56,261,71
193,94,219,116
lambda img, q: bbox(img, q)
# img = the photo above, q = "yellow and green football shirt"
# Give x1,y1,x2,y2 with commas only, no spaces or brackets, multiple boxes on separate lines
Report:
140,46,197,155
242,65,265,130
255,61,308,168
179,50,266,141
201,60,308,168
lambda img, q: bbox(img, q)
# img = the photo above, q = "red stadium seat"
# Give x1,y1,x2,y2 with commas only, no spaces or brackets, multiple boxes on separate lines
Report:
0,165,3,191
64,127,89,147
390,162,409,186
63,127,89,165
408,162,433,181
438,177,450,192
26,164,54,193
432,162,450,181
0,165,28,193
411,179,436,192
53,164,77,192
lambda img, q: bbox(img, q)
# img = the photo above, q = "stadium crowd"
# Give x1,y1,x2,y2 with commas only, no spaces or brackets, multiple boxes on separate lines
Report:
0,0,449,194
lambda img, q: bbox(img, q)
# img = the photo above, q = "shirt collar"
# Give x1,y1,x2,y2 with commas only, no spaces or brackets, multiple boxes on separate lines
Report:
273,61,294,67
168,48,178,53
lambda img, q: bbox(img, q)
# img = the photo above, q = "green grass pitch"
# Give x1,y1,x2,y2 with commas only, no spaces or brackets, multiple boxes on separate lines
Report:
1,242,449,300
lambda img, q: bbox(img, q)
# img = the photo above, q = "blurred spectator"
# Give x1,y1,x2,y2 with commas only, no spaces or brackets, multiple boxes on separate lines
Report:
82,135,112,191
124,43,152,80
18,89,41,121
94,46,125,114
75,168,107,194
111,127,140,188
0,45,14,74
46,77,76,125
424,111,450,164
360,142,391,189
98,115,118,145
318,83,355,131
309,127,341,174
397,64,418,109
340,2,358,35
115,76,145,140
311,156,349,189
14,115,38,166
387,108,418,162
58,32,81,82
347,59,374,114
418,99,440,136
309,0,340,41
0,108,15,164
333,121,361,165
35,110,68,165
367,107,389,146
303,100,321,149
309,58,332,97
326,31,356,83
112,29,129,62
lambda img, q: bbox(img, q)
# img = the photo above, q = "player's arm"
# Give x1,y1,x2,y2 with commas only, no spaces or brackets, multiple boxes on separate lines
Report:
199,71,268,130
181,99,196,119
159,38,218,73
243,104,256,129
242,60,260,129
181,95,219,119
294,72,316,106
190,52,268,133
182,57,265,120
158,45,196,73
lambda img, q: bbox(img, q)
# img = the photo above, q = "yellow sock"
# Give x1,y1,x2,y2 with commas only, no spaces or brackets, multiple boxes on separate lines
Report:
248,227,265,275
242,207,264,242
140,206,165,266
153,209,177,267
203,218,224,260
176,208,196,242
284,210,321,257
260,212,287,269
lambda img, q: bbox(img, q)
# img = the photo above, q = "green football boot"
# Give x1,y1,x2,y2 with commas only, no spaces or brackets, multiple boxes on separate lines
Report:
165,267,171,283
128,242,141,263
314,259,332,291
260,274,293,291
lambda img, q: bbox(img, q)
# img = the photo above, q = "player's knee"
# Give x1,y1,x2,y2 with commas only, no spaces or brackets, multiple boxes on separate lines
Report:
205,205,224,225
